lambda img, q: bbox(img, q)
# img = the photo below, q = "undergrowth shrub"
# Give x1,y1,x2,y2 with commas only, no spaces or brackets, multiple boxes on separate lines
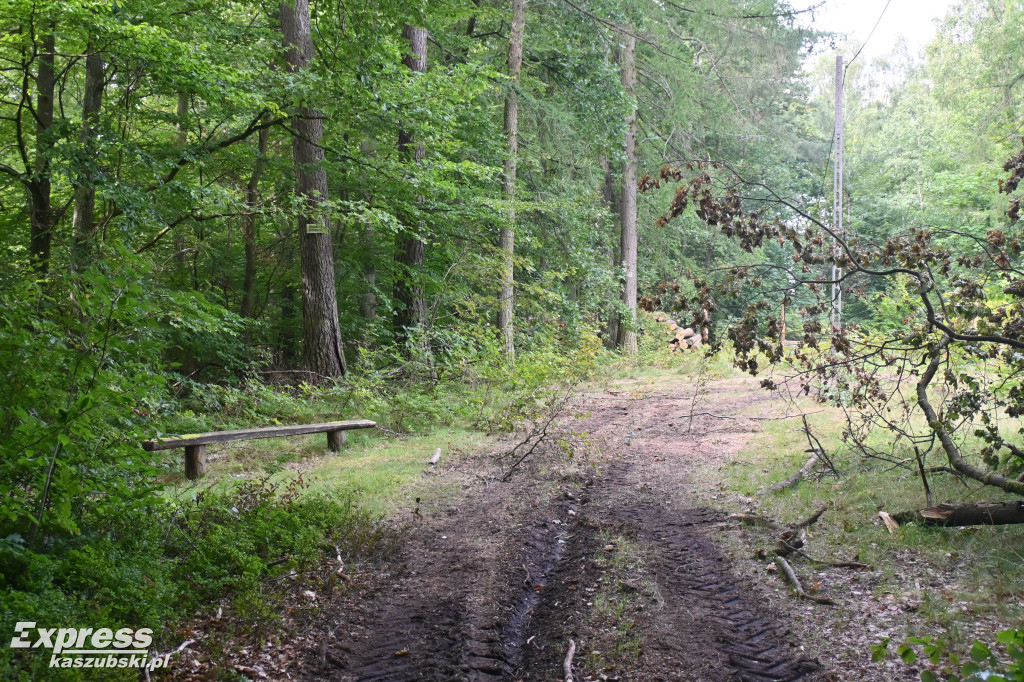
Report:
0,476,391,680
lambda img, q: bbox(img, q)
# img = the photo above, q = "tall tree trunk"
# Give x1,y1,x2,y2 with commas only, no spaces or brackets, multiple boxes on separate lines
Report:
617,35,638,355
280,0,347,377
360,225,377,320
498,0,526,361
601,155,620,349
173,91,189,273
241,124,269,320
29,32,55,271
359,139,377,321
394,25,429,349
72,51,104,254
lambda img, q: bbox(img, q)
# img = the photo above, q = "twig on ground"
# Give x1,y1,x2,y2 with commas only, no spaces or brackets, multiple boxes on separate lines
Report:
758,452,819,495
802,414,838,477
774,556,834,604
792,505,828,530
792,548,871,569
914,446,933,506
563,639,576,682
729,513,786,531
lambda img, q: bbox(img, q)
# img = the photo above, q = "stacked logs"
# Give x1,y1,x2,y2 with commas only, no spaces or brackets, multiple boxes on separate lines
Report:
653,313,702,352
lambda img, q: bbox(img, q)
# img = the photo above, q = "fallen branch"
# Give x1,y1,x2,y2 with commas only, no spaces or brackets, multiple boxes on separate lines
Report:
792,548,871,569
773,556,834,605
756,415,836,495
792,505,828,530
892,501,1024,527
757,452,818,495
774,529,804,557
728,513,786,531
730,505,826,533
563,639,576,682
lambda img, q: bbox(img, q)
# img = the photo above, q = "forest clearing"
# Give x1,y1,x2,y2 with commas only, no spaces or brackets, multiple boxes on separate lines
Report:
5,0,1024,680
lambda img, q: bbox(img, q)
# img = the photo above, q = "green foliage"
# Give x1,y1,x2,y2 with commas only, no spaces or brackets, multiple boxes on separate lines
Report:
884,628,1024,682
0,476,388,680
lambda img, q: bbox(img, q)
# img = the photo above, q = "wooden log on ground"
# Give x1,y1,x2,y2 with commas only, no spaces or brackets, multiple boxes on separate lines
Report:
681,327,695,338
892,501,1024,527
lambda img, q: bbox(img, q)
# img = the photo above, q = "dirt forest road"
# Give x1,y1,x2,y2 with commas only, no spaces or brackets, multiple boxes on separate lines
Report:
301,377,825,682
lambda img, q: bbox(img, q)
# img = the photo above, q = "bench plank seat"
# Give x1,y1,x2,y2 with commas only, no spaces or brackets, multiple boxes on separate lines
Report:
143,419,376,480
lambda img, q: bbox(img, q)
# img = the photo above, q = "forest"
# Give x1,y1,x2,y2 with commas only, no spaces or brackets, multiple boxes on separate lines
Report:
3,0,1024,680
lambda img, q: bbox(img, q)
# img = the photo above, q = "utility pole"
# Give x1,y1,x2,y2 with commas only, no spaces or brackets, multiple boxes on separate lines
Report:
832,55,844,329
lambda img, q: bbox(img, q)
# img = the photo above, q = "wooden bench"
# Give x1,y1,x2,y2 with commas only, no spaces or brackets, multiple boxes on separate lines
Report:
143,419,377,480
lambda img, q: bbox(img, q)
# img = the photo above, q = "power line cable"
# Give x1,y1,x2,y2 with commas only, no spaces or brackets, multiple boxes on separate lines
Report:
847,0,893,70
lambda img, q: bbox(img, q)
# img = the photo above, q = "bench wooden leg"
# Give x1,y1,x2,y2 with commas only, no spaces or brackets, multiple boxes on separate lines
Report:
327,430,346,452
185,445,207,480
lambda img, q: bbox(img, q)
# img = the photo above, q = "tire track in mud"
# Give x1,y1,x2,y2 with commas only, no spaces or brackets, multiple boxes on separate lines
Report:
319,384,821,681
516,459,819,681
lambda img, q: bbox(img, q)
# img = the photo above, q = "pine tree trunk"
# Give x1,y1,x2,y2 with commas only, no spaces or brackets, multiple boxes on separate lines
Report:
29,32,55,272
241,125,269,320
617,35,639,355
280,0,347,377
394,25,430,350
497,0,526,362
72,51,104,254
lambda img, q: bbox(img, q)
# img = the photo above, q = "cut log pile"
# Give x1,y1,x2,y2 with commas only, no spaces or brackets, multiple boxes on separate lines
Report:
653,312,702,352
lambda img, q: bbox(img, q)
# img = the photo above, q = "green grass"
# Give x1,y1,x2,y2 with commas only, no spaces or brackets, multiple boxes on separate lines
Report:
160,426,489,516
584,529,654,674
690,383,1024,663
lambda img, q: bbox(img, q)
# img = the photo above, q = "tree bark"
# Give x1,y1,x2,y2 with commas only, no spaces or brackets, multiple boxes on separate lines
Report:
173,91,189,273
893,501,1024,527
280,0,347,377
241,124,269,320
497,0,526,362
72,50,104,253
617,35,638,355
601,155,620,349
29,31,55,271
394,25,430,349
359,139,377,321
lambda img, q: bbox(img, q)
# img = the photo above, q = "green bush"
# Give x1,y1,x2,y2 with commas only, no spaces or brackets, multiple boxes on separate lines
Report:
0,476,390,680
